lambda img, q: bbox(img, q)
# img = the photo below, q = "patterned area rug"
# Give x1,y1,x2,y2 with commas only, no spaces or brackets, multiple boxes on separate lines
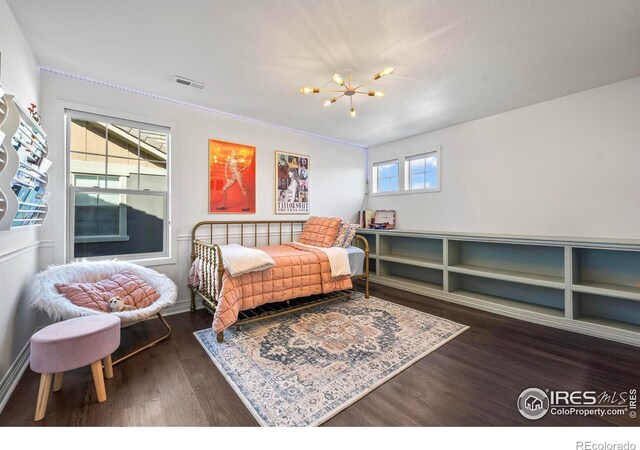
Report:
194,293,468,426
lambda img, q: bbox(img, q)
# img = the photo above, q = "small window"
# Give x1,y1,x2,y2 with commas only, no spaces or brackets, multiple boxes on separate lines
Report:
66,110,169,260
372,160,399,193
405,151,439,191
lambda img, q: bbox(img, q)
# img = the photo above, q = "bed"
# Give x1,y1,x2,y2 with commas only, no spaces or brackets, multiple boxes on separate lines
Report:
189,220,370,342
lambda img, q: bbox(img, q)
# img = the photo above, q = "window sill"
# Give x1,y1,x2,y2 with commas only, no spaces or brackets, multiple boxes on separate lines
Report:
370,187,441,197
74,235,130,244
71,253,176,268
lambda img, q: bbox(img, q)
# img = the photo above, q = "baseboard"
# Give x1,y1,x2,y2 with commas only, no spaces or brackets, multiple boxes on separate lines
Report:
0,340,31,415
162,298,204,317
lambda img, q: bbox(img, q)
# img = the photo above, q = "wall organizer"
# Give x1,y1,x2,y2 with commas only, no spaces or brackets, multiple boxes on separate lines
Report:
0,84,50,230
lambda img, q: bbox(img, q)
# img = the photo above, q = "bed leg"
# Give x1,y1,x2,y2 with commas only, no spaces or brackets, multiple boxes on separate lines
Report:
216,332,224,343
190,289,196,313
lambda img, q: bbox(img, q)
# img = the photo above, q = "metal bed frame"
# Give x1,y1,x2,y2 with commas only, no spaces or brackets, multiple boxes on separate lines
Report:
190,220,370,342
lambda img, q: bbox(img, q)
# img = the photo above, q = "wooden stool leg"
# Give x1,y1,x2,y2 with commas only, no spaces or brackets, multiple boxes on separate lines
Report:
103,355,113,379
90,361,107,403
53,373,64,392
34,373,53,421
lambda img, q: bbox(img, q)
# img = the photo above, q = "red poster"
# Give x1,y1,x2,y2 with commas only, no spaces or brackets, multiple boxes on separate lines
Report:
209,139,256,213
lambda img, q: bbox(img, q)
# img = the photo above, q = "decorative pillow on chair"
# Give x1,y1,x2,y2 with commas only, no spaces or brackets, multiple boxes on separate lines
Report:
56,270,160,313
298,216,342,248
340,223,360,248
333,222,349,247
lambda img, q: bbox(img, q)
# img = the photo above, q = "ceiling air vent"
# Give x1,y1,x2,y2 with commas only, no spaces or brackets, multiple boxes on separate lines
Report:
174,75,205,90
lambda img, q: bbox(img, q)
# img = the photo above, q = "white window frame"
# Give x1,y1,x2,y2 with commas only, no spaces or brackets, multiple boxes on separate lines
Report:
404,150,441,193
370,147,441,196
372,159,399,194
66,109,172,264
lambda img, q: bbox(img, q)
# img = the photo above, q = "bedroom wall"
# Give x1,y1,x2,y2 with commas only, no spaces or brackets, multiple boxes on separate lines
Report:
367,76,640,240
37,71,367,307
0,0,45,403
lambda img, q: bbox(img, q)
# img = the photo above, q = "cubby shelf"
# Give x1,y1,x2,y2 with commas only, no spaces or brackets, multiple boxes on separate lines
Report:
448,264,564,289
357,228,640,347
572,282,640,302
372,274,444,292
450,289,565,318
377,254,443,269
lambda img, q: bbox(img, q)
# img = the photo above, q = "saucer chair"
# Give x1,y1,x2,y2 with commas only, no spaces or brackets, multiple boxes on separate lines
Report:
27,260,178,366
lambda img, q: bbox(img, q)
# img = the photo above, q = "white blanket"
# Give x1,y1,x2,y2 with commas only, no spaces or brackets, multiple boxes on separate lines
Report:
219,244,275,277
295,243,351,277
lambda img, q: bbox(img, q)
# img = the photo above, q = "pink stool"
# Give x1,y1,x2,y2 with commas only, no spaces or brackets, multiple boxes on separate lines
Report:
30,315,121,421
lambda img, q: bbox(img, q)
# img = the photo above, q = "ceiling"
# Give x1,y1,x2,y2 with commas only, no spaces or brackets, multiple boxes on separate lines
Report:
7,0,640,148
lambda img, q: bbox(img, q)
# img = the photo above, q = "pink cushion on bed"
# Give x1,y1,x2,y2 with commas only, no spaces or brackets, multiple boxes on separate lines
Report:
55,270,160,312
298,216,342,248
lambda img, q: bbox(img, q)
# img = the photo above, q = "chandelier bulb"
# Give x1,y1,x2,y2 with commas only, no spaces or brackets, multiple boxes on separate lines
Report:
374,66,394,80
333,73,345,86
323,99,332,107
374,91,385,97
350,107,356,118
300,86,320,94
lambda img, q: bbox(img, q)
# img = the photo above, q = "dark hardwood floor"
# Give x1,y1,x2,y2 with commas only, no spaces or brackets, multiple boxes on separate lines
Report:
1,281,638,426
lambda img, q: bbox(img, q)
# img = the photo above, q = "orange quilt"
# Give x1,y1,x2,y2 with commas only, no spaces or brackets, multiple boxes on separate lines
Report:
212,243,352,333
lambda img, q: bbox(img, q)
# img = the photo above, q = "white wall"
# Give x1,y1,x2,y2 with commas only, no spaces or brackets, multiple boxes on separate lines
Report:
0,0,44,385
367,76,640,240
38,72,366,305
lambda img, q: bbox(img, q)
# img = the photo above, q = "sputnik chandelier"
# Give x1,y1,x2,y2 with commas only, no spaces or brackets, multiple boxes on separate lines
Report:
299,67,394,118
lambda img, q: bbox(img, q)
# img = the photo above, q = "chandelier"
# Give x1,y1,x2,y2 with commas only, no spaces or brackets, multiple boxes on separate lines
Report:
299,67,393,118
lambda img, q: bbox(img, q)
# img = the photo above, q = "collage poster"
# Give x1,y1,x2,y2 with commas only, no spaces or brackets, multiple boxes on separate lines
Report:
209,139,256,213
275,151,309,214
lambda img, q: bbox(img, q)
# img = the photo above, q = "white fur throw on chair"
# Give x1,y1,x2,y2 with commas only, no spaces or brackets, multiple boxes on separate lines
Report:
28,260,178,326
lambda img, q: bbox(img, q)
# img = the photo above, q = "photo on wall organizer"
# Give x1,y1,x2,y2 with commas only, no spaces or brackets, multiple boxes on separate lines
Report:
209,139,256,213
275,150,309,214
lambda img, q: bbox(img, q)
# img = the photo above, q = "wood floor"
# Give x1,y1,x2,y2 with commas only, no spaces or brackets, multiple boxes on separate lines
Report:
1,281,638,426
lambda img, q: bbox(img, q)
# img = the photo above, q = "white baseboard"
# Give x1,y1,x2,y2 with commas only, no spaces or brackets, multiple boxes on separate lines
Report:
0,340,31,415
162,298,204,317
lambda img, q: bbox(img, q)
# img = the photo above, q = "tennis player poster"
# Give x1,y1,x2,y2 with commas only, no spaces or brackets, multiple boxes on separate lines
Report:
275,151,309,214
209,139,256,213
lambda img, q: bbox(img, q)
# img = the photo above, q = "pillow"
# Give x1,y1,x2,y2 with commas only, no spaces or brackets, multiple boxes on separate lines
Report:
340,223,360,248
56,270,160,313
298,216,342,248
333,222,349,247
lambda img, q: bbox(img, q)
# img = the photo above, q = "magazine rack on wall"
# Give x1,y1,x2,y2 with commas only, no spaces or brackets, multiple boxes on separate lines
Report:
0,84,51,230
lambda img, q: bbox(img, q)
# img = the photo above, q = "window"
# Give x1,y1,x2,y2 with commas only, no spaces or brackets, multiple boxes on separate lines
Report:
404,151,439,191
370,148,441,195
372,160,399,193
73,175,127,243
66,110,169,260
